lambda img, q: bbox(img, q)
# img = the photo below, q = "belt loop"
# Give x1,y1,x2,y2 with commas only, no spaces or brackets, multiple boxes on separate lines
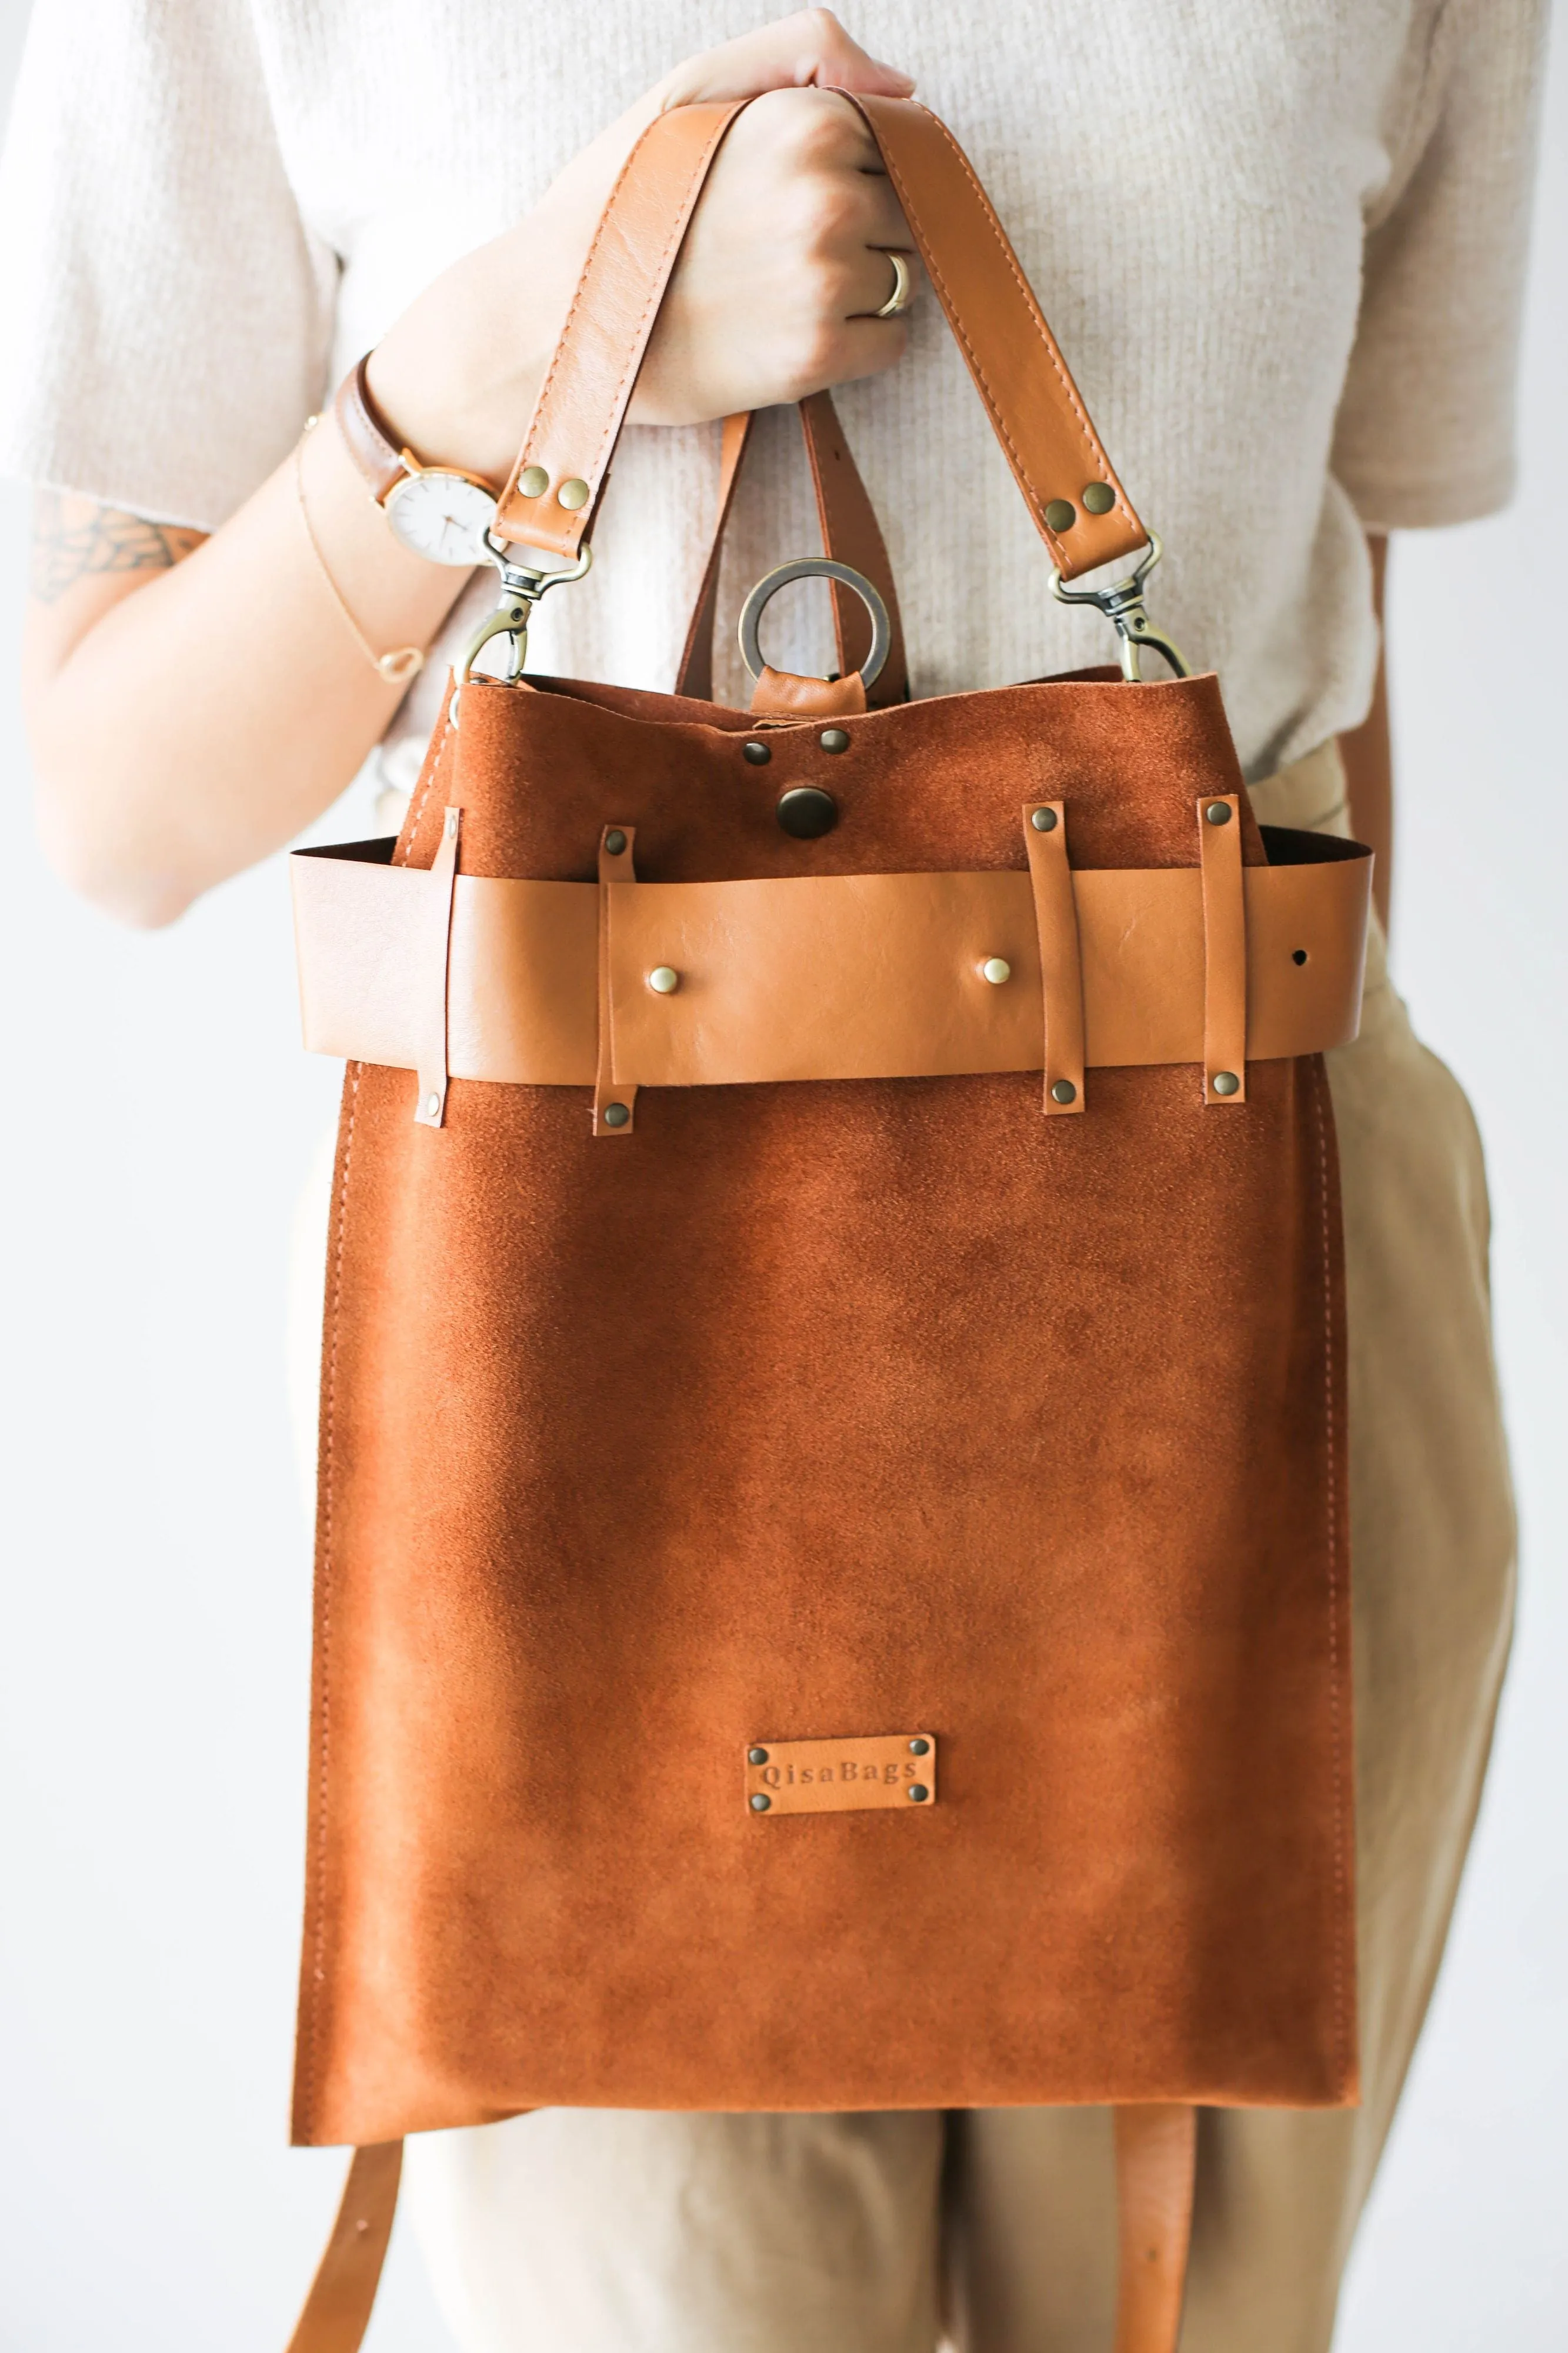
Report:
413,806,461,1127
595,824,639,1136
1022,801,1085,1115
1196,794,1247,1104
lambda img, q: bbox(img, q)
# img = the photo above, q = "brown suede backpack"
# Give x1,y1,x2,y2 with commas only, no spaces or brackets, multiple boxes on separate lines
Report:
284,94,1370,2353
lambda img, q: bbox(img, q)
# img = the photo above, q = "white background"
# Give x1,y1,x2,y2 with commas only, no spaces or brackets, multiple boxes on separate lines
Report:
0,2,1562,2345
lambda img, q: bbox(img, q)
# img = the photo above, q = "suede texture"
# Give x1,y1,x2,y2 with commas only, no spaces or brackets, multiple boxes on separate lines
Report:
292,668,1357,2148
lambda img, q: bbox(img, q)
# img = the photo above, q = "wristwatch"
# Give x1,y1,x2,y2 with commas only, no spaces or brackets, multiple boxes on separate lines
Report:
333,355,501,567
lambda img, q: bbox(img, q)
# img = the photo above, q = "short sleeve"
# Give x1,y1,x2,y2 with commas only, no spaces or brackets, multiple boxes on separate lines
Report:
0,0,338,530
1332,0,1546,532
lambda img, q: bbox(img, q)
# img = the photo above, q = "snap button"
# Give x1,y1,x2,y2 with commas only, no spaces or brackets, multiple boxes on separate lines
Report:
981,958,1012,985
648,966,679,995
776,786,838,839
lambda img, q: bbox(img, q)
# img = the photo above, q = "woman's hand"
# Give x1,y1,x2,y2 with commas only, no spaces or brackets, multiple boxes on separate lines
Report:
369,10,920,482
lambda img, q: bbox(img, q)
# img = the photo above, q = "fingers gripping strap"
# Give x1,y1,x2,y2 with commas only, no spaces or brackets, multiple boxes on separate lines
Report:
846,96,1144,578
1113,2106,1199,2353
496,102,748,552
285,2141,401,2353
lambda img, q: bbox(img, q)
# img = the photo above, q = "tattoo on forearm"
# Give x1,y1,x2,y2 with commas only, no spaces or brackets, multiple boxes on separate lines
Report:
31,489,206,602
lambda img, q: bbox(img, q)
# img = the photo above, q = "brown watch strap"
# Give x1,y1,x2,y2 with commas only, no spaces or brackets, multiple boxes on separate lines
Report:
333,358,411,505
285,2109,1195,2353
332,356,502,508
675,392,909,707
495,96,1145,580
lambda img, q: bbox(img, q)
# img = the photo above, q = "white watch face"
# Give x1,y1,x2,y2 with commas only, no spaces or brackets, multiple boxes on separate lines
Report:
384,470,498,566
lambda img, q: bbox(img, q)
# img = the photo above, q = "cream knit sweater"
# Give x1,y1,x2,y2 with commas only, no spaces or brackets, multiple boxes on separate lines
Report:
0,0,1544,795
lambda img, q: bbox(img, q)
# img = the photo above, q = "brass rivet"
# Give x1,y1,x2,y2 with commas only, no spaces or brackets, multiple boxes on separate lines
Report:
518,465,549,499
981,958,1012,986
1030,806,1058,833
424,1093,441,1119
648,966,679,995
1045,498,1076,534
1205,801,1233,826
603,829,628,855
750,1792,772,1812
748,1747,769,1766
819,728,850,754
1082,482,1115,515
908,1784,930,1804
602,1101,630,1128
556,476,590,510
909,1738,930,1757
1050,1079,1077,1105
1212,1071,1240,1096
742,739,772,765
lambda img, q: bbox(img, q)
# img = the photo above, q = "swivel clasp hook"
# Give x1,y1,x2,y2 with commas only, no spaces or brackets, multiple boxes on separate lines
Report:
451,536,594,719
1048,533,1190,683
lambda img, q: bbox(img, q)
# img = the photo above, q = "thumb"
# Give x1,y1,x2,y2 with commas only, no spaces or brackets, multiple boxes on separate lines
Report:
656,9,916,108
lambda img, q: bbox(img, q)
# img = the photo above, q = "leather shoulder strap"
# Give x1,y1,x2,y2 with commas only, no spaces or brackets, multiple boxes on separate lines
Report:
284,2109,1193,2352
495,96,1145,580
285,2141,401,2353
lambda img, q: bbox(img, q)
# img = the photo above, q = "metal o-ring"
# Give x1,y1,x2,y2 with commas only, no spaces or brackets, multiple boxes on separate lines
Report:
738,558,892,692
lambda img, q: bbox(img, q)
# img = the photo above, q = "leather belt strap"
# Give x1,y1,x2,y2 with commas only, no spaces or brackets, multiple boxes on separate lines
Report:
286,2115,1194,2352
495,98,1143,581
292,828,1371,1104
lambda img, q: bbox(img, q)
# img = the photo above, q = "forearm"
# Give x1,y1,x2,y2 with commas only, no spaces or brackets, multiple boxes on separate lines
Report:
24,415,480,928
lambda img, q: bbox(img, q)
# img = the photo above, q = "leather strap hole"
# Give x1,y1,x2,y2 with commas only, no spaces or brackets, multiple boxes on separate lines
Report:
1292,948,1309,965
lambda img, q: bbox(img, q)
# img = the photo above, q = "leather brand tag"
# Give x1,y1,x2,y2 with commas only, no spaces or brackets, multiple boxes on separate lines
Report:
745,1734,937,1816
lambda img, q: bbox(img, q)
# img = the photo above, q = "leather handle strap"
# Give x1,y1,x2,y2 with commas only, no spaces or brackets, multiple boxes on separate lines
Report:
675,394,909,706
496,101,748,552
845,96,1144,577
495,97,1145,580
286,2109,1193,2351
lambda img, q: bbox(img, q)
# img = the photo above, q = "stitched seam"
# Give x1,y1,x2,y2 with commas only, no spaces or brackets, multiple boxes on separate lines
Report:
396,702,453,865
506,125,659,505
1315,1058,1352,2096
518,112,737,512
302,1060,360,2138
875,108,1137,548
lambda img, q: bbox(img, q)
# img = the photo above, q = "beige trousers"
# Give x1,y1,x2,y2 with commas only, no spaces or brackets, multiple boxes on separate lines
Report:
291,744,1515,2352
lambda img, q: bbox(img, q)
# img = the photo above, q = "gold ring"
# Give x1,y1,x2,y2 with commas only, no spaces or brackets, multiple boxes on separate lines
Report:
873,251,913,319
